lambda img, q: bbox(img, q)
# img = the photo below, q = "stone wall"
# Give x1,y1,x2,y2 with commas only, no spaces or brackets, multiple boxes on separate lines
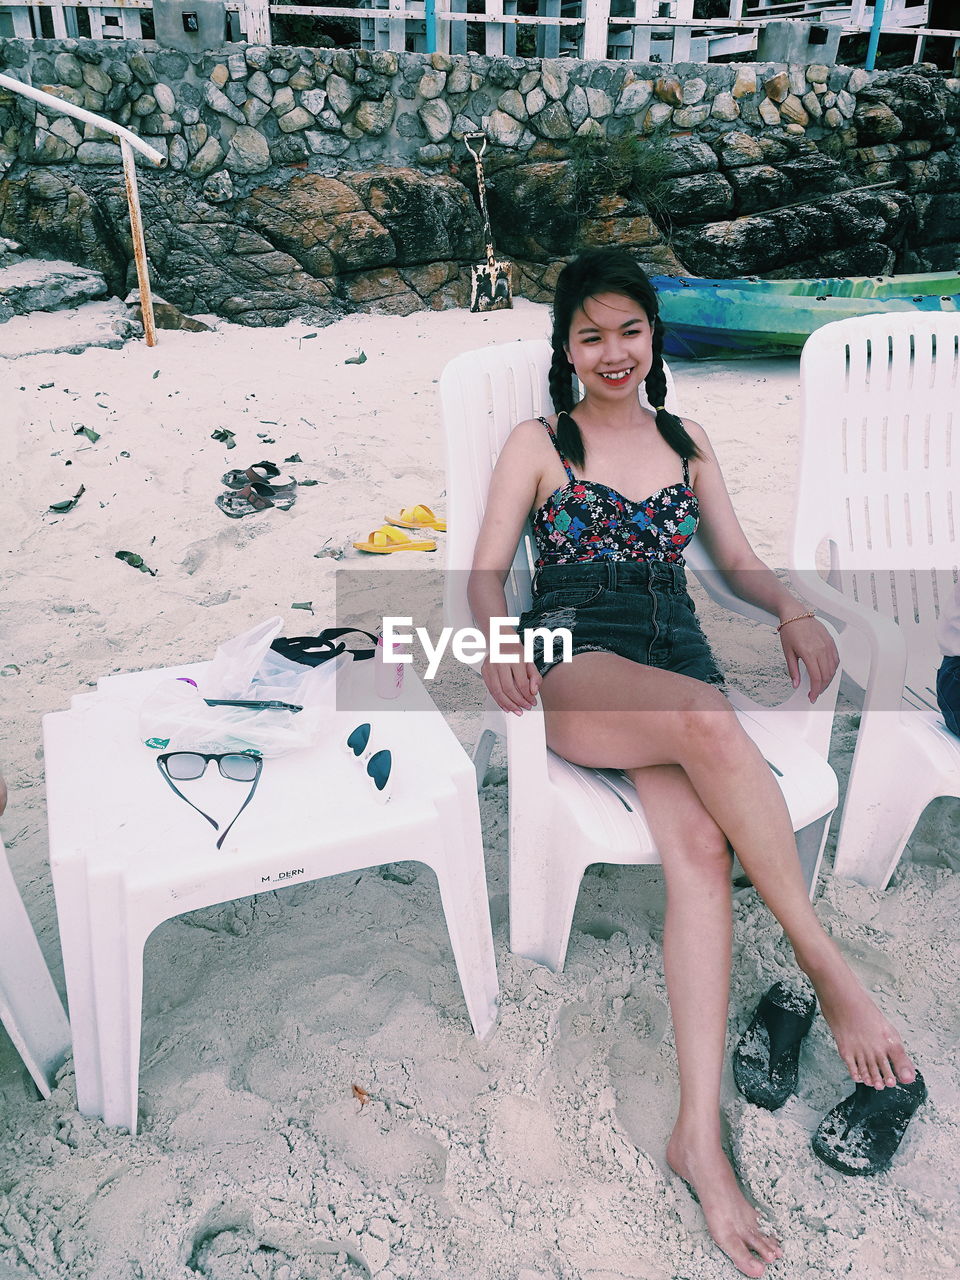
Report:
0,38,958,323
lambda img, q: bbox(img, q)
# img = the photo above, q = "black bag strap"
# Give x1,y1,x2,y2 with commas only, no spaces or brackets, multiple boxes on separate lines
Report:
314,628,378,661
270,628,379,666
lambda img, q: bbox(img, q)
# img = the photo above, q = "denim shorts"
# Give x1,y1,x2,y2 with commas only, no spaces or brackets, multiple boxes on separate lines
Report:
937,654,960,736
517,560,725,687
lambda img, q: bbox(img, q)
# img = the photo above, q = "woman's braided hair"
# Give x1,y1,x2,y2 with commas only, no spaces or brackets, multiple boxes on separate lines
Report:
548,246,702,470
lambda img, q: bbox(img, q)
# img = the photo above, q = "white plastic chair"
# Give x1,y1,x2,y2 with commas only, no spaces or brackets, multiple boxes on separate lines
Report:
441,339,841,971
791,312,960,889
43,659,498,1133
0,836,71,1096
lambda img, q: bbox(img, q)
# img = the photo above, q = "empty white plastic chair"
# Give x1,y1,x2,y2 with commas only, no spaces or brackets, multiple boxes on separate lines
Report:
791,312,960,889
0,836,70,1096
441,339,840,971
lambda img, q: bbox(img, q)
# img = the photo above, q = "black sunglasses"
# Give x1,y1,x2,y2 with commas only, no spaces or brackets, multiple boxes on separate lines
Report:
346,724,392,801
156,750,263,848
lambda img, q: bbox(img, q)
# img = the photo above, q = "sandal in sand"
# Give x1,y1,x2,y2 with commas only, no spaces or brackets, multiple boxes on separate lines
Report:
216,482,297,519
384,504,446,532
812,1071,927,1175
353,525,437,554
222,461,296,492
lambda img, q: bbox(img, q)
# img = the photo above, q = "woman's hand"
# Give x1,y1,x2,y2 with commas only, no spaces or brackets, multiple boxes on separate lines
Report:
779,617,839,703
481,635,541,714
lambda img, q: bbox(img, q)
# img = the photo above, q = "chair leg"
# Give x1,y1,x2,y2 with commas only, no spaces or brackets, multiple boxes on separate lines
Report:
471,728,498,791
428,774,499,1039
85,866,153,1133
794,813,833,898
834,725,932,889
0,840,70,1097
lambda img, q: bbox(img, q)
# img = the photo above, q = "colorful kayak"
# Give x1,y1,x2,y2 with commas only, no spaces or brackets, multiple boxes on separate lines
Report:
651,272,960,359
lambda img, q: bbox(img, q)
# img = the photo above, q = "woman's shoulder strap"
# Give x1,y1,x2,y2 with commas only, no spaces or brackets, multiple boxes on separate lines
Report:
537,414,575,484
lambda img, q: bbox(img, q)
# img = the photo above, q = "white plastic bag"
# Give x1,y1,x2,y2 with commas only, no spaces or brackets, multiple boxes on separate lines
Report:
139,616,348,757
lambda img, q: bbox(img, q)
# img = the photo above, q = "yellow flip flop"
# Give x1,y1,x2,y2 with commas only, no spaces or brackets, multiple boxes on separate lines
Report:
353,525,437,554
384,504,447,532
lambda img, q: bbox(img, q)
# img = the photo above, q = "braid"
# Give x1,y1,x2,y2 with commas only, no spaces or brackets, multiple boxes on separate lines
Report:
548,338,585,469
645,319,703,461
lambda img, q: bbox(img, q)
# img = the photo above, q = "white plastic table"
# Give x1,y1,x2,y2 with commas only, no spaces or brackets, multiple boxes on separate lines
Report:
43,659,499,1134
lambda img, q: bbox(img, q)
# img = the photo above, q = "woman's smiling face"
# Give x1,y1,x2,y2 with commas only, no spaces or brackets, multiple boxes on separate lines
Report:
565,291,654,403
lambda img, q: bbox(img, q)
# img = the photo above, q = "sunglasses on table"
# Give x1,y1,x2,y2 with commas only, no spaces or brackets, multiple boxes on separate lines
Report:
345,723,392,801
156,750,263,848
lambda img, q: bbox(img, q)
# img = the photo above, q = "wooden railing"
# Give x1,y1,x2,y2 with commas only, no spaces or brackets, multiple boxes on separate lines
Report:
0,0,956,64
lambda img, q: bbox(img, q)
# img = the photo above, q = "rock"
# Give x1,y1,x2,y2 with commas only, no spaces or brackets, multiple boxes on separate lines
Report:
186,136,224,177
419,70,446,100
204,83,245,125
243,97,270,127
133,94,157,117
0,257,105,315
451,112,478,139
185,122,208,152
419,98,453,143
343,167,481,264
535,100,573,140
711,92,739,122
616,79,652,116
854,103,903,143
305,131,350,156
0,299,137,358
659,137,718,176
727,163,792,213
732,68,756,99
76,141,120,164
486,161,576,258
759,98,781,126
168,135,189,170
566,84,589,130
655,77,683,107
125,290,211,331
448,64,471,95
801,91,822,121
355,95,395,136
577,214,661,249
277,107,315,133
644,102,673,130
807,64,829,84
203,170,234,202
682,77,707,105
326,74,359,115
674,105,710,128
848,68,870,93
228,51,247,80
498,89,526,119
541,62,569,102
225,125,271,172
297,88,325,116
342,268,420,315
764,72,790,104
586,87,612,119
485,107,522,147
272,85,296,116
269,68,290,84
289,68,314,91
716,130,763,167
53,53,83,89
49,116,82,148
656,171,734,224
210,64,229,88
154,82,176,114
824,107,843,130
837,89,856,118
780,95,809,126
526,87,547,117
81,63,111,95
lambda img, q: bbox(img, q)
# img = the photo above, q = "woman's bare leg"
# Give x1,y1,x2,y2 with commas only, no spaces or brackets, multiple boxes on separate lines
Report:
540,651,915,1090
630,763,781,1278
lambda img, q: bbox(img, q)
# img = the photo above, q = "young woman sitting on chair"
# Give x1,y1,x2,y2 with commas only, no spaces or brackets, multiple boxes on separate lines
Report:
467,247,918,1277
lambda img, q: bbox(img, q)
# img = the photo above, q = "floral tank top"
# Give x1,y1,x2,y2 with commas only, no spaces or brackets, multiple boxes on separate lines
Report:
531,414,700,568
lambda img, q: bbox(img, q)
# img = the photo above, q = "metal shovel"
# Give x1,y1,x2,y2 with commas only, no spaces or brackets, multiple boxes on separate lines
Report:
463,132,513,313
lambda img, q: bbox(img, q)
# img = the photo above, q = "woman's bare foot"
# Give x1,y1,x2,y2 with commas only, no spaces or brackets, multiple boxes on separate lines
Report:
802,953,915,1089
666,1130,782,1278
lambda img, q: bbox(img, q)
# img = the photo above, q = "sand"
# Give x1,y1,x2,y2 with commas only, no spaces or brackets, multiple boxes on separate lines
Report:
1,301,958,1280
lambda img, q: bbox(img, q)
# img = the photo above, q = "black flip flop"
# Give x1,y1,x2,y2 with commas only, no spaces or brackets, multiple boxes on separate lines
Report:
733,980,817,1111
222,461,296,491
215,482,296,519
812,1071,927,1176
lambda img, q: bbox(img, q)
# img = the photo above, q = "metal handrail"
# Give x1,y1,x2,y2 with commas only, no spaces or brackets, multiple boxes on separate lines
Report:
0,71,165,345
